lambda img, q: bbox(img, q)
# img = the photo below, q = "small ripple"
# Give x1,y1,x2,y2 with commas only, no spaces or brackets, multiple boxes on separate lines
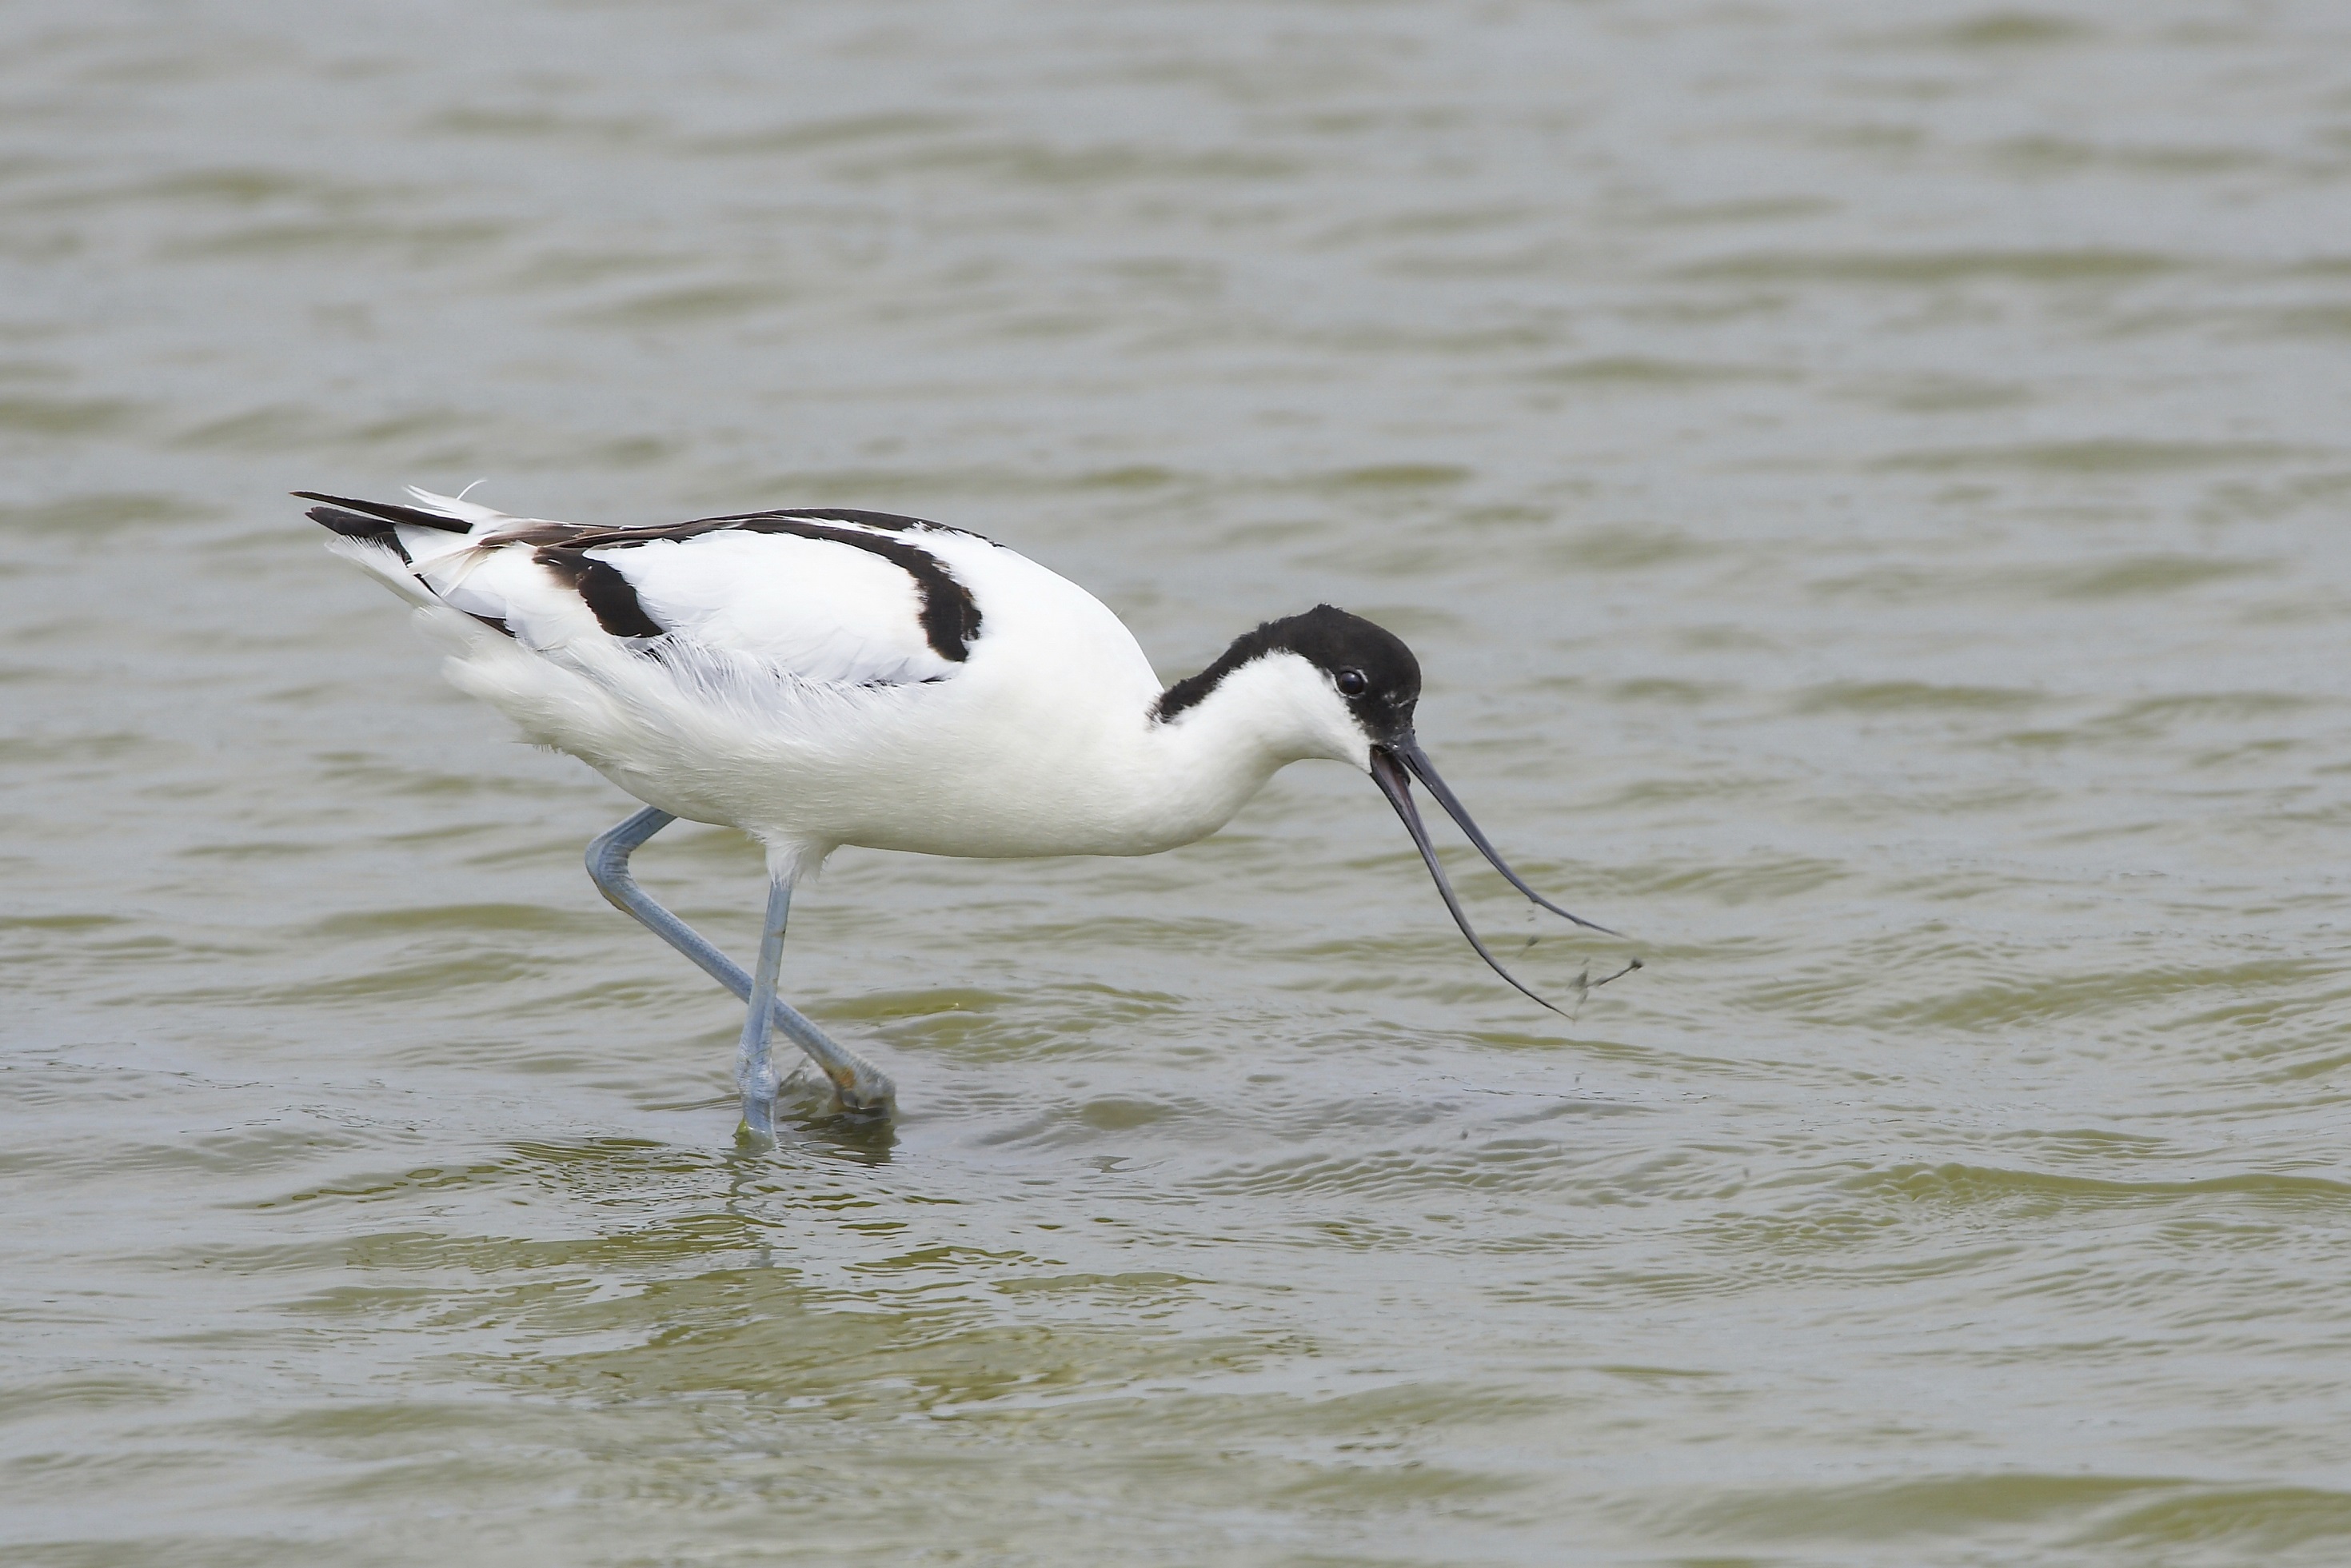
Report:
1845,1161,2351,1212
0,490,215,534
1878,442,2301,476
0,393,141,435
2076,1484,2351,1552
1652,1471,2170,1546
312,902,604,938
420,106,661,145
1793,680,2046,714
1865,955,2336,1035
159,217,506,263
1523,354,1791,387
1676,246,2177,285
568,280,797,328
687,111,969,158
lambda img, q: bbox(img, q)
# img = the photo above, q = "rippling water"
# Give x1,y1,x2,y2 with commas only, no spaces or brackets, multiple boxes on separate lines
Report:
8,2,2351,1562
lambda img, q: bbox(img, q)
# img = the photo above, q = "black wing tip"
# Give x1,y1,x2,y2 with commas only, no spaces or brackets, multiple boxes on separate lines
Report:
304,504,390,537
305,502,413,564
292,490,472,534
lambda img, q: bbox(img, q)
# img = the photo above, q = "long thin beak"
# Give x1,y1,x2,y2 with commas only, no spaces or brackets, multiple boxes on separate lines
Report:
1385,735,1620,936
1367,744,1578,1018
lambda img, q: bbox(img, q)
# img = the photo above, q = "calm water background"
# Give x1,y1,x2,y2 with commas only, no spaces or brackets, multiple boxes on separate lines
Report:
6,2,2351,1563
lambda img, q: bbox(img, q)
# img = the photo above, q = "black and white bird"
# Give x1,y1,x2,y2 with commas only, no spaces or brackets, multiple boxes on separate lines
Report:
302,486,1623,1138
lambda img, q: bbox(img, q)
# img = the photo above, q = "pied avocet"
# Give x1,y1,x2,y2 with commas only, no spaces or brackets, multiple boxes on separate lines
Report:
302,487,1625,1138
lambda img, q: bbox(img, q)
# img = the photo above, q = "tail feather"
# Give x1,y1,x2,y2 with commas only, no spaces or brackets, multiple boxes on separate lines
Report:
321,534,440,608
305,503,417,561
403,485,517,531
311,489,527,645
299,485,509,573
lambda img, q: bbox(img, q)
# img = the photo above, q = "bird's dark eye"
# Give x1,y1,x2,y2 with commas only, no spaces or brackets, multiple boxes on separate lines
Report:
1335,668,1369,698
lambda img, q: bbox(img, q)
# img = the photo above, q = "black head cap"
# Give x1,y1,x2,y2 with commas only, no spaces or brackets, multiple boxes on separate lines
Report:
1157,604,1421,738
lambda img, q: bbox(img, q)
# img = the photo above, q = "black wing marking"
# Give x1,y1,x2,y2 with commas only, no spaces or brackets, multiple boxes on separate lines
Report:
708,507,959,536
293,491,473,534
734,518,980,662
305,504,414,563
501,513,984,662
533,547,669,640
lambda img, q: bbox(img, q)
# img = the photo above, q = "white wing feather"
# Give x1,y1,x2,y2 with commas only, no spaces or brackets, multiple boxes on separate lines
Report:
620,532,954,684
381,518,961,688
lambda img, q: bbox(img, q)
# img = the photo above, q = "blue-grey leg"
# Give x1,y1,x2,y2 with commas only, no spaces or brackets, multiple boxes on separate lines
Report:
735,873,793,1140
585,807,896,1128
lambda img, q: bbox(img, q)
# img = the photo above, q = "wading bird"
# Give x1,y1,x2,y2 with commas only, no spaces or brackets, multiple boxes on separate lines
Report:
304,487,1623,1138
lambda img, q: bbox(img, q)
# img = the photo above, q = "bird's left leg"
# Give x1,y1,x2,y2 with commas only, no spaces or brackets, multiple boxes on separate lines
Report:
585,808,895,1131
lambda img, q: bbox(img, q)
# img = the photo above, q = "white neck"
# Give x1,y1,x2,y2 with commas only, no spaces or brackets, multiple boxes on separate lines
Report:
1115,653,1368,852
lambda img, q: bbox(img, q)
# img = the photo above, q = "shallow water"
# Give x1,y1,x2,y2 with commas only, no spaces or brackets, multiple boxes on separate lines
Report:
7,2,2351,1562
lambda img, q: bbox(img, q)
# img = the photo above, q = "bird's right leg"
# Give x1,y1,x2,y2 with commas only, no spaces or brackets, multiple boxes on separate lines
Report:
585,808,896,1131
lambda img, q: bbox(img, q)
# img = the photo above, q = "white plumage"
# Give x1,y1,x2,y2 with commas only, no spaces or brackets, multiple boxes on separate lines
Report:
306,485,1623,1137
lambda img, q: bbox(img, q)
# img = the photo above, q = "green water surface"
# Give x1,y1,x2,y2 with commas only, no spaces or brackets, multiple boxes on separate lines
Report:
6,2,2351,1563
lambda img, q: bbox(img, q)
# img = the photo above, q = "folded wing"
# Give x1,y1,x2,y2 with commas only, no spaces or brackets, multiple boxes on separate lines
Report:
305,489,983,689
